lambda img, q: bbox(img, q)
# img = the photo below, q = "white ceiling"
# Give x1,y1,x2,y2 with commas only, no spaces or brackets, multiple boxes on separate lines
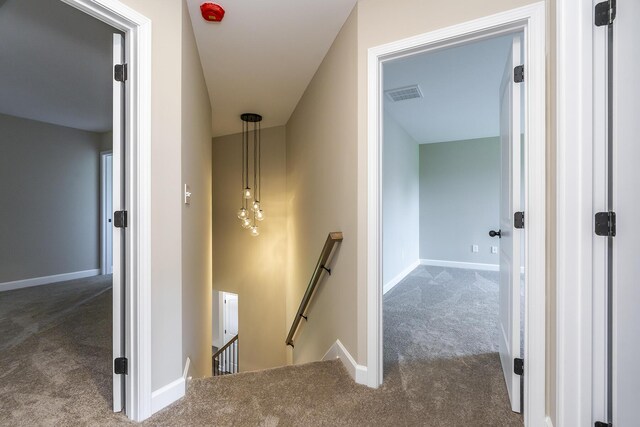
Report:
0,0,115,132
186,0,357,137
383,34,516,144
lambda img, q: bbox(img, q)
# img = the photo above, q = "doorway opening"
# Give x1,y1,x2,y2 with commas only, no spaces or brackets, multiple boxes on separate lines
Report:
0,0,123,418
0,0,153,421
212,291,239,375
381,32,525,423
365,4,546,426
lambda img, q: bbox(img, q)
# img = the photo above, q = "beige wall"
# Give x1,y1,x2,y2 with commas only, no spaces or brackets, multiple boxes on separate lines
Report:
118,0,213,391
285,7,359,365
212,126,288,371
181,0,213,379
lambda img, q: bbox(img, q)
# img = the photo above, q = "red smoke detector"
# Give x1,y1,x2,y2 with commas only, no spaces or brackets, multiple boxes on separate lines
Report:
200,3,225,22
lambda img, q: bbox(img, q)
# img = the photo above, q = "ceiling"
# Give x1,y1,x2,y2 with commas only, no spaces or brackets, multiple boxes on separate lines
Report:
0,0,115,132
383,34,517,144
186,0,357,137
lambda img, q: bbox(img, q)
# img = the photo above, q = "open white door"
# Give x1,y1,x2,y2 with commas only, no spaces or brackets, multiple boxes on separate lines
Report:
498,34,522,413
223,292,239,343
112,33,125,413
612,1,640,424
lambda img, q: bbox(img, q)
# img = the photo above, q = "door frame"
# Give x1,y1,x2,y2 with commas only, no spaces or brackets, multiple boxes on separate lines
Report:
60,0,152,421
100,150,113,275
364,3,546,426
555,0,610,425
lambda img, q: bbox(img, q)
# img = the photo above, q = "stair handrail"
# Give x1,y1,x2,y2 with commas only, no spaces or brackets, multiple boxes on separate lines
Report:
286,232,343,347
212,334,239,375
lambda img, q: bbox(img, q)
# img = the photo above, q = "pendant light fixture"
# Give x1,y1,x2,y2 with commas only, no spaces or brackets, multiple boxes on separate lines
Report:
237,113,263,236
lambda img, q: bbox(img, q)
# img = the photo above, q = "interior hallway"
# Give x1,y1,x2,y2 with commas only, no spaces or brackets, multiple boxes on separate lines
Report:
0,267,521,426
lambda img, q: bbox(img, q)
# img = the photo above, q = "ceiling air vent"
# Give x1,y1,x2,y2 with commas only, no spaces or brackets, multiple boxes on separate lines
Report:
385,85,423,102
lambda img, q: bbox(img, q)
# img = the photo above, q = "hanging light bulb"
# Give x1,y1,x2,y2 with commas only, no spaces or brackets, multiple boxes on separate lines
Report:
256,209,265,221
241,217,252,229
250,225,260,237
237,207,248,220
251,200,260,212
243,187,252,199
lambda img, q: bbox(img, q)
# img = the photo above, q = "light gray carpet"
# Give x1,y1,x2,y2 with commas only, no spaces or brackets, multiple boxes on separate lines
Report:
0,274,112,352
0,277,130,426
0,267,522,426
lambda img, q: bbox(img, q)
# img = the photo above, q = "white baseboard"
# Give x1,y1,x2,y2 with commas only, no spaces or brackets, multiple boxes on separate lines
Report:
0,269,101,292
420,259,499,272
383,259,420,295
151,376,185,414
322,339,368,385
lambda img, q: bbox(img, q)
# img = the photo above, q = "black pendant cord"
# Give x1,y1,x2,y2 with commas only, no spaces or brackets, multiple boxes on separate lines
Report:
241,120,246,209
253,122,258,204
257,121,261,203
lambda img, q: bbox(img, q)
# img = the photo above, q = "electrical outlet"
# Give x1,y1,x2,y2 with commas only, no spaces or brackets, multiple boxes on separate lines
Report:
491,246,498,254
472,245,479,253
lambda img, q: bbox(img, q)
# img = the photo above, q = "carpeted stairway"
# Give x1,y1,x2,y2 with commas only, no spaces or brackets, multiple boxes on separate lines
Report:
0,267,522,426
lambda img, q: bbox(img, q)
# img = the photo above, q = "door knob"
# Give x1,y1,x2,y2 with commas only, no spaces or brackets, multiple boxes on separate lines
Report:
489,229,501,238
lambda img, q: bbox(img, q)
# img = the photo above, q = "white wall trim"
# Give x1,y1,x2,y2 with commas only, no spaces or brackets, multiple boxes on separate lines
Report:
383,259,420,294
151,377,185,415
322,339,368,385
59,0,152,421
365,3,546,426
0,269,101,292
419,259,499,272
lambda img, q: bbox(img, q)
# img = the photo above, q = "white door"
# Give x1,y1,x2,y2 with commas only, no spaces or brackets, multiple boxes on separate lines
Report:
612,1,640,424
223,292,239,343
498,35,522,413
112,33,125,413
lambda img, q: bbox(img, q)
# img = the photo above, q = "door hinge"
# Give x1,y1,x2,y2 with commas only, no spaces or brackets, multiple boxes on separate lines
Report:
595,211,616,237
514,211,525,229
594,422,612,427
514,358,524,376
114,64,128,82
114,357,128,375
595,0,616,26
114,210,128,228
514,65,524,83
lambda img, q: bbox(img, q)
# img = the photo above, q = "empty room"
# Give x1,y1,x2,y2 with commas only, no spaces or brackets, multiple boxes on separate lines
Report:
381,33,526,424
0,0,125,418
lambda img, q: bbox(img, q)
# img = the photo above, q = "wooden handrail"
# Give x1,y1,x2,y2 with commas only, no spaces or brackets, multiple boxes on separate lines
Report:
286,232,343,347
213,334,239,375
213,334,238,360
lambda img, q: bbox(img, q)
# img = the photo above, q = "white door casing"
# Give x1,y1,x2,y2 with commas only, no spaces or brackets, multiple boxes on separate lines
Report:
58,0,152,420
612,1,640,424
365,4,546,426
498,35,523,414
112,32,125,413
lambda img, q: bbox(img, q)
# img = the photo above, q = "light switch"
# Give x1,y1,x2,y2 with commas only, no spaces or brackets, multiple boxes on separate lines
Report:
472,245,479,253
491,246,498,254
184,184,192,205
